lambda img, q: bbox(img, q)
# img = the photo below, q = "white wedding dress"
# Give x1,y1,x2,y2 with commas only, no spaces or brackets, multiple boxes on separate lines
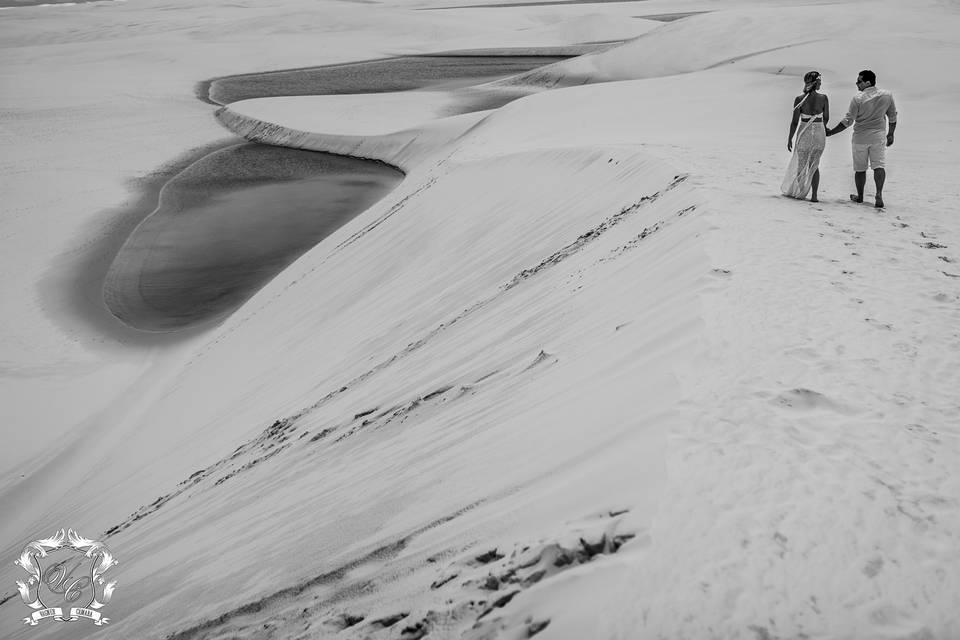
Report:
782,113,826,199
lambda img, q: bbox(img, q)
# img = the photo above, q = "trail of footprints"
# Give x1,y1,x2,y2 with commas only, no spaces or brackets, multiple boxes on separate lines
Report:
157,507,638,639
102,348,559,540
818,210,960,332
502,173,689,292
104,418,300,537
315,509,638,639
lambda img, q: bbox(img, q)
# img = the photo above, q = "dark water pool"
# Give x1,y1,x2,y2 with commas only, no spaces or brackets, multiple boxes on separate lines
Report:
103,144,403,332
201,53,576,105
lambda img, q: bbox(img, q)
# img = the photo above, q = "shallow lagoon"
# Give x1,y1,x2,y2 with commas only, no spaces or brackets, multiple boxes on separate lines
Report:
201,52,576,105
104,144,403,332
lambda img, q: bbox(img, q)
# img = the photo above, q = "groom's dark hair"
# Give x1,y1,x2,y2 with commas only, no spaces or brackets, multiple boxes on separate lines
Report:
859,70,876,86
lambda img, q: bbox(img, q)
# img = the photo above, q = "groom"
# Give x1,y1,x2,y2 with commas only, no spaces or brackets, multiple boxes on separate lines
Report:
826,70,898,208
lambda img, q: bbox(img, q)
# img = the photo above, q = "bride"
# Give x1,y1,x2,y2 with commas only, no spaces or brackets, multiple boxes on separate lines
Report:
783,71,829,202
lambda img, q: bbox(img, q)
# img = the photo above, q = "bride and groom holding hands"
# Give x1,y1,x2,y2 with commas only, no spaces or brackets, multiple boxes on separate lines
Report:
782,69,898,208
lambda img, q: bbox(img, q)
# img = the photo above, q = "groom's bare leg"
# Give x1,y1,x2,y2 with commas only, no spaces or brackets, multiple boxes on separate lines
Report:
874,168,886,208
851,171,866,203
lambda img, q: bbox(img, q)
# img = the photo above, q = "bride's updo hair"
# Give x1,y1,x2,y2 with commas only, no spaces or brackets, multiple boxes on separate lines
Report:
803,71,822,93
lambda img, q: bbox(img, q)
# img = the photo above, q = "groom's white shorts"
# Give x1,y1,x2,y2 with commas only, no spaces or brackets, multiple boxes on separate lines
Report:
853,141,886,171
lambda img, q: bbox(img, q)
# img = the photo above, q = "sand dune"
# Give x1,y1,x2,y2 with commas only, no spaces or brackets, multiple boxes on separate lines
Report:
1,0,958,638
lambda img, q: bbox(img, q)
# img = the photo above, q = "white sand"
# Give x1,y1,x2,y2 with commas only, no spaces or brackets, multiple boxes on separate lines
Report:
1,0,958,638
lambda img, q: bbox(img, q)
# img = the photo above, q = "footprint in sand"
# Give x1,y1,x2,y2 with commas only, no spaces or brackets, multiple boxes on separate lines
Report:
893,342,918,359
769,388,857,414
904,423,940,444
321,613,365,632
369,612,409,628
865,318,894,330
892,392,915,407
862,556,885,578
784,346,820,362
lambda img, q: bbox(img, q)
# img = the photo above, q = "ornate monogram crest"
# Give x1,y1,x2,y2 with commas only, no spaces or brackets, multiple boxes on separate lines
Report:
15,529,118,626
